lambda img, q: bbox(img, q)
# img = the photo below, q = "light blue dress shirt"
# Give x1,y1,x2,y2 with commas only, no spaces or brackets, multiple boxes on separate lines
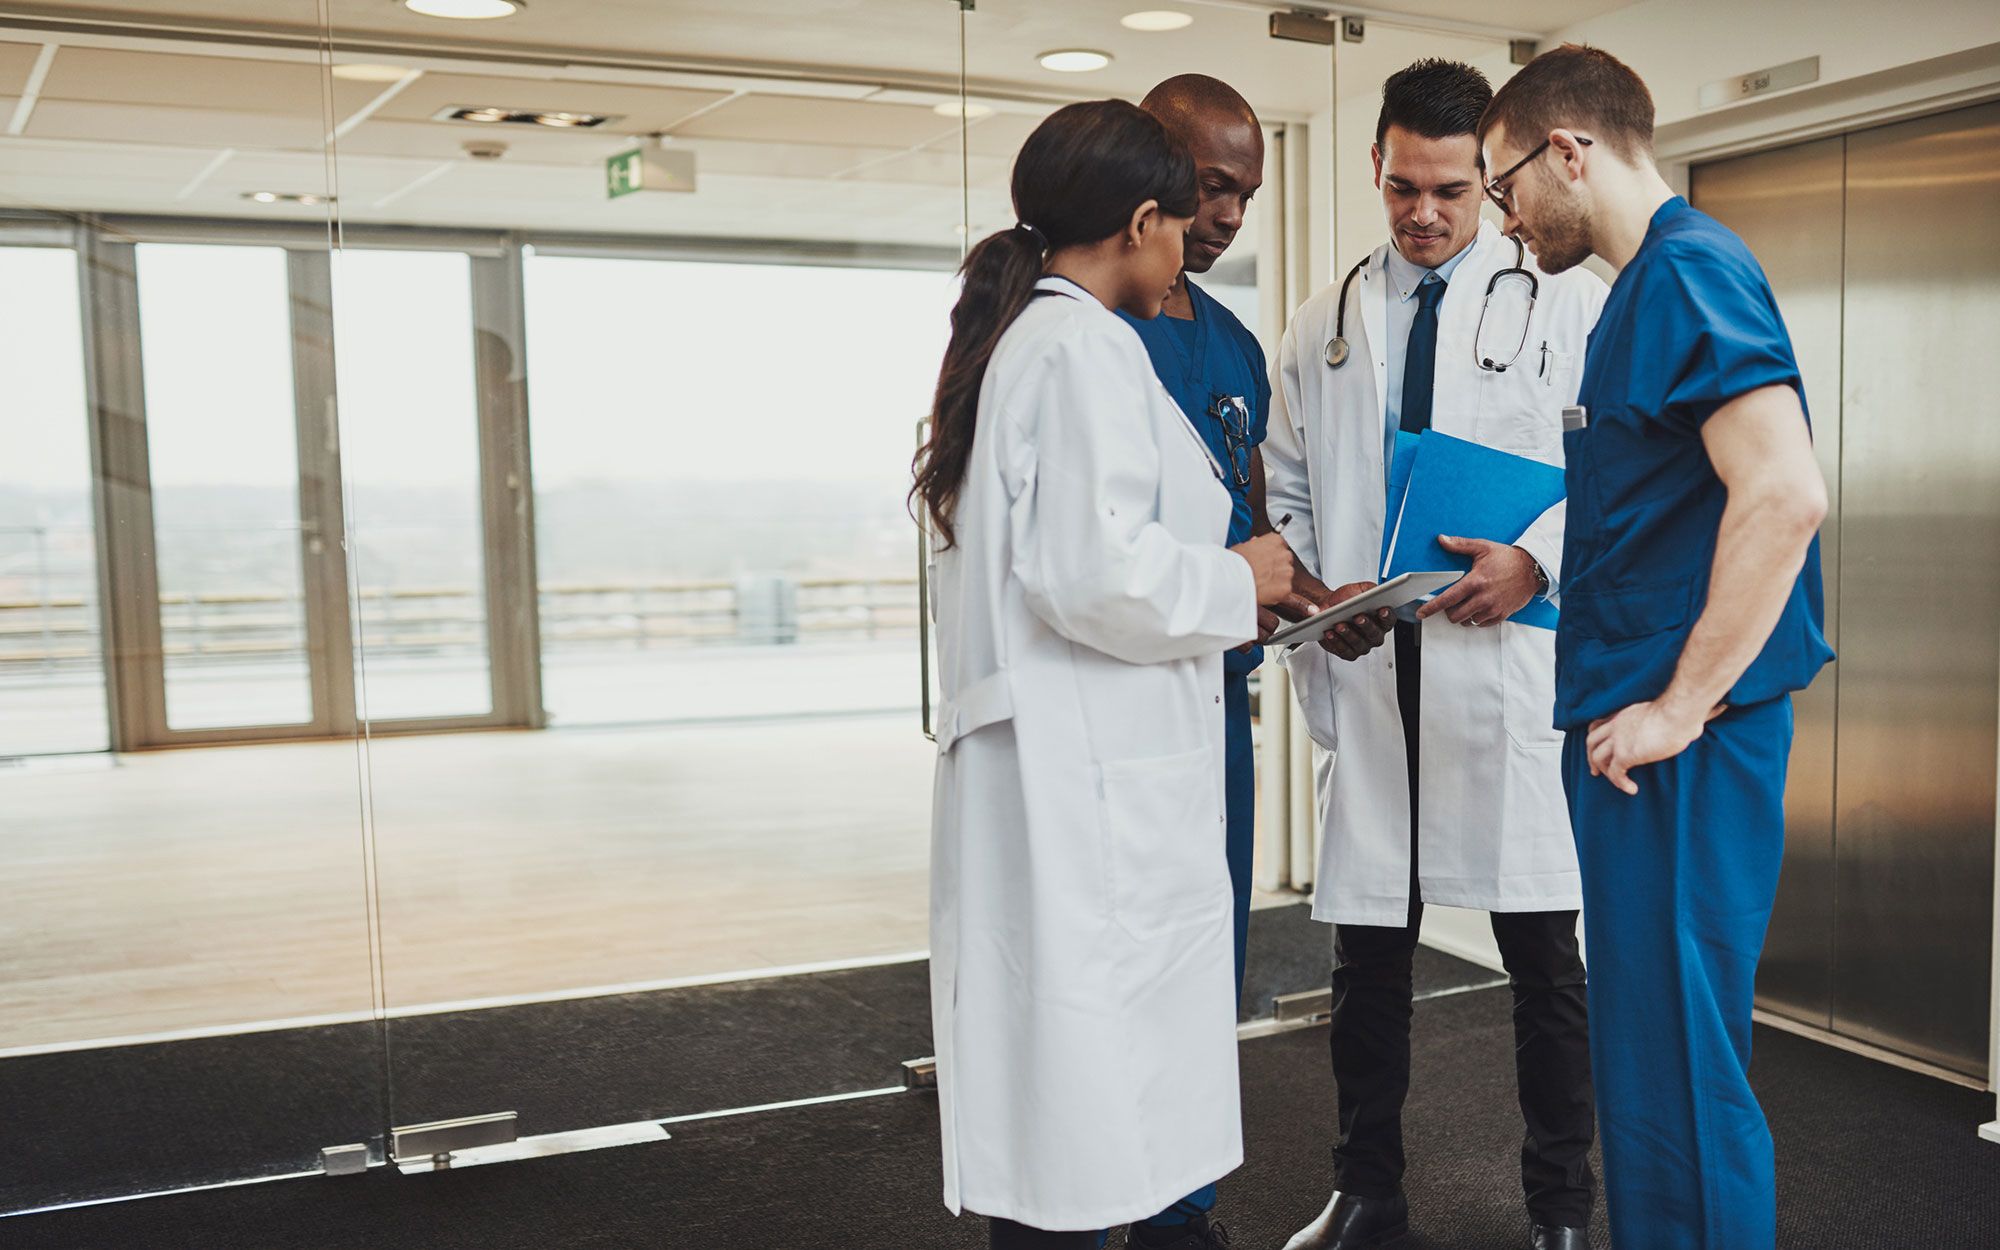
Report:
1382,235,1476,473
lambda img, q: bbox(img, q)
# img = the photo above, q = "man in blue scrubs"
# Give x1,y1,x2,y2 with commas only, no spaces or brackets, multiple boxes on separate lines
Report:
1478,46,1834,1250
1113,74,1278,1250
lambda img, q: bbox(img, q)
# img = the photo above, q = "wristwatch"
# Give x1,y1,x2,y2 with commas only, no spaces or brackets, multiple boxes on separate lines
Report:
1529,556,1552,599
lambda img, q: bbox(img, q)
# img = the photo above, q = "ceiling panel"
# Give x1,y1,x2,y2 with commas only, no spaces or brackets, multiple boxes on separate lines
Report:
0,40,43,96
0,140,221,182
672,94,956,148
0,3,1647,123
38,46,378,115
960,112,1043,160
333,115,628,166
25,98,332,152
371,72,729,133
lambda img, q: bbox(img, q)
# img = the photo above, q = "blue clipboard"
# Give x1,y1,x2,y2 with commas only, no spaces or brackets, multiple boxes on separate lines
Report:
1383,431,1564,631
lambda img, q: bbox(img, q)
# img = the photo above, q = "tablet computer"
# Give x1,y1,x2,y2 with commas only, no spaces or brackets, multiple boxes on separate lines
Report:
1265,571,1464,649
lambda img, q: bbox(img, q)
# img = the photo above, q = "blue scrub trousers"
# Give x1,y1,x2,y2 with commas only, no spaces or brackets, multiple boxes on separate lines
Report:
1561,697,1792,1250
1135,670,1256,1231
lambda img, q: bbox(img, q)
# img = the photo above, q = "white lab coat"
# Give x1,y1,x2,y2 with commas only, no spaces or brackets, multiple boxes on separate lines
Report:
928,275,1258,1230
1264,221,1607,927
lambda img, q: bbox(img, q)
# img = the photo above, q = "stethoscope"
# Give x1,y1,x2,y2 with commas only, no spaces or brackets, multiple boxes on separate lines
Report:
1324,236,1539,372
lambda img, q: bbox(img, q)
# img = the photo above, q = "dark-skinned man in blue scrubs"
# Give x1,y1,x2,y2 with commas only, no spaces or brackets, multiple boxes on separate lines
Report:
1111,74,1325,1250
1477,45,1834,1250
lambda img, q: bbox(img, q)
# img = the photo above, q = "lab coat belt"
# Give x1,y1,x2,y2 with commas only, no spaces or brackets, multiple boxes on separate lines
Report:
935,669,1015,753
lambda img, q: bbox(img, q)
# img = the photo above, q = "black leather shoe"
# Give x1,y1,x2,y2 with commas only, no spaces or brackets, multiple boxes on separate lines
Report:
1281,1190,1409,1250
1124,1212,1233,1248
1529,1226,1591,1250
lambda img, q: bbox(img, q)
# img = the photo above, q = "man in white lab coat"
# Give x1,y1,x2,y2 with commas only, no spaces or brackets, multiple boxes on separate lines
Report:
1264,61,1607,1250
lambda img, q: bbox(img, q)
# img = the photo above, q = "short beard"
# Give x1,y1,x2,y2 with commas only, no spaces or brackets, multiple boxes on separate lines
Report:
1528,171,1593,274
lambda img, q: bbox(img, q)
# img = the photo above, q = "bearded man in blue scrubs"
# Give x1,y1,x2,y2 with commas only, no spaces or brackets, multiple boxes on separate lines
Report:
1109,73,1288,1250
1477,46,1833,1250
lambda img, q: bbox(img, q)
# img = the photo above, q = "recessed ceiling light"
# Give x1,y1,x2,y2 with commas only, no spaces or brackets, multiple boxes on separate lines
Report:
403,0,522,19
1038,49,1113,73
331,63,412,82
1121,11,1193,32
436,105,618,128
934,101,996,120
242,191,333,206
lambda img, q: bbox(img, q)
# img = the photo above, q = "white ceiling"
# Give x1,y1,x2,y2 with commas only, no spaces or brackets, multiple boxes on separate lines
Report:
0,1,1637,247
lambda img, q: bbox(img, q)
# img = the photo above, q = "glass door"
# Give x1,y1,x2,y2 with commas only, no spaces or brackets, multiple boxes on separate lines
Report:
130,241,340,739
331,247,500,727
337,0,971,1165
105,239,513,747
0,5,385,1217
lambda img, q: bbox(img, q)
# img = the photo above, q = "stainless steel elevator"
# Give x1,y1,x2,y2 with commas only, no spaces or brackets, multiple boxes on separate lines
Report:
1691,100,2000,1081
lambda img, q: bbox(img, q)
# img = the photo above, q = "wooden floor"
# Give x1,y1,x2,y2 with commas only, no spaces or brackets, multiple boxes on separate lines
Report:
2,708,1303,1052
0,717,943,1050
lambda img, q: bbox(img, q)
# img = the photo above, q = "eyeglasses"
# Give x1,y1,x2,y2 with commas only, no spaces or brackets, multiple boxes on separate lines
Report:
1208,394,1252,488
1484,135,1592,212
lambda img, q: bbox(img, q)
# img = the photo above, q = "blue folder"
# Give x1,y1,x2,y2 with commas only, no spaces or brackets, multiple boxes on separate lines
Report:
1383,431,1565,631
1380,430,1422,570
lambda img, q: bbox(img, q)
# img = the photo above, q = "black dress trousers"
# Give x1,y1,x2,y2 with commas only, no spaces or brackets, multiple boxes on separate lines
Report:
1324,621,1597,1228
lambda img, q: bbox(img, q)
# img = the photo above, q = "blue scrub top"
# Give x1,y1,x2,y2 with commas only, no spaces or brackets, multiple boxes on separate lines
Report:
1119,278,1271,675
1555,197,1834,730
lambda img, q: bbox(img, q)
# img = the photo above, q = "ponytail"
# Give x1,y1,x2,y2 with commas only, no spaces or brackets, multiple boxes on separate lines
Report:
912,225,1046,549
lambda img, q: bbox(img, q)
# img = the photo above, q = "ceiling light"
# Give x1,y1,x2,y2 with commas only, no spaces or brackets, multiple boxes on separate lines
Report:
436,105,618,128
1038,49,1113,73
242,191,333,206
1121,11,1193,32
332,64,412,82
403,0,522,18
934,101,995,120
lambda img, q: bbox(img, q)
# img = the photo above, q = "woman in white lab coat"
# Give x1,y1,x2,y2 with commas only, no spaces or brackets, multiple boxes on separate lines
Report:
912,100,1295,1248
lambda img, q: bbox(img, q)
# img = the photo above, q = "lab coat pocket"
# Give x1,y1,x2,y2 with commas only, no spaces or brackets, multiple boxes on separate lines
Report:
1097,745,1227,941
1281,645,1340,750
1500,628,1563,749
1474,371,1562,461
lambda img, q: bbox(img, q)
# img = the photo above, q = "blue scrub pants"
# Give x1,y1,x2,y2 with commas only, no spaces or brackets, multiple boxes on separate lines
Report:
1134,670,1257,1232
1562,697,1792,1250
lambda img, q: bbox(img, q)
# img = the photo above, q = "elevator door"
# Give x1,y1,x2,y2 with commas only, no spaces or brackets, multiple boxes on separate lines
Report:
1689,136,1846,1034
1694,101,2000,1080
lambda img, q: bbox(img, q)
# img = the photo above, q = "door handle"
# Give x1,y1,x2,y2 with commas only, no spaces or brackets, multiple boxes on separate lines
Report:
915,417,935,742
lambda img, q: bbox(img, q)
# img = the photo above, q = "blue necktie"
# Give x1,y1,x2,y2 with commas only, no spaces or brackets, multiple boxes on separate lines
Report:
1400,277,1446,436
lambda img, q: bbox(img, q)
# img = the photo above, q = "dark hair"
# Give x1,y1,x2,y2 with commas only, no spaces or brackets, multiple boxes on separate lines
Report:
911,100,1197,548
1477,43,1655,161
1375,58,1493,153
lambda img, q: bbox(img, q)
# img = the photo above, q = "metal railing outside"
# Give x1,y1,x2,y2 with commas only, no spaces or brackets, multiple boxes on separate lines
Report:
0,575,921,672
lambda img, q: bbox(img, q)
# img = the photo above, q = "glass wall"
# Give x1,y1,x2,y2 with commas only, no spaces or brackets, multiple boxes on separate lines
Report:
328,0,970,1155
1,0,1360,1219
137,242,319,732
0,0,381,1216
0,244,102,756
525,255,947,726
332,248,493,724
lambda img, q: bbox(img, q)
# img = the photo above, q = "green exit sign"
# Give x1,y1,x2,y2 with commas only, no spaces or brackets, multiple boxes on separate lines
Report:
606,149,643,198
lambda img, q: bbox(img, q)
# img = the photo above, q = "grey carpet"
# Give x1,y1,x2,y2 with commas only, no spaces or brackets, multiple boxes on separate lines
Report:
11,983,1996,1248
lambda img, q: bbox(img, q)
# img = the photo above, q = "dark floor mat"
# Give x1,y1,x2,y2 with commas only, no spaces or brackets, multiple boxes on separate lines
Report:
12,986,1995,1249
4,901,1372,1213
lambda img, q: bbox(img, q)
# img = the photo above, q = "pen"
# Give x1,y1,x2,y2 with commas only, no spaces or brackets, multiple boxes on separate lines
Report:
1538,341,1549,378
1274,512,1292,532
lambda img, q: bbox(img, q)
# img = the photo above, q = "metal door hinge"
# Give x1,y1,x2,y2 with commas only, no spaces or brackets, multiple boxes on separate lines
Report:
320,1143,369,1176
1273,988,1333,1024
391,1111,518,1170
1269,11,1336,45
